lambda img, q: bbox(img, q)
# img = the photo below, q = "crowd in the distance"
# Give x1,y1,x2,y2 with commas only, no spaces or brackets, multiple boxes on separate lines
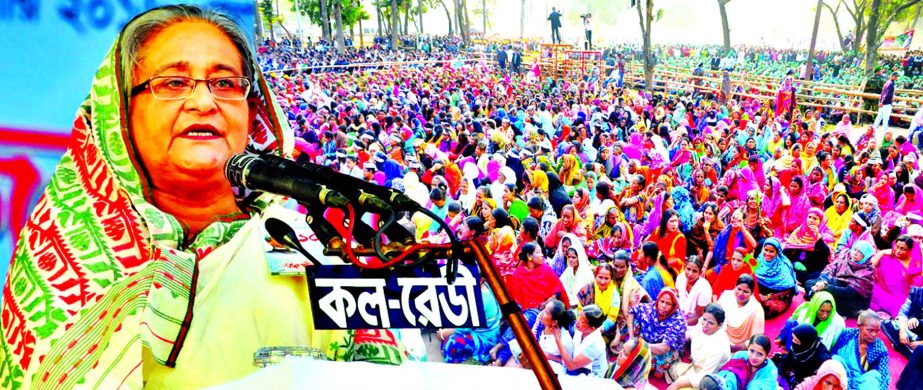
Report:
259,36,923,389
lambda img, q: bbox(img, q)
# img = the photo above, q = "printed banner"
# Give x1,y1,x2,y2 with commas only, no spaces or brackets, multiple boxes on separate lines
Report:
879,29,915,52
307,263,486,330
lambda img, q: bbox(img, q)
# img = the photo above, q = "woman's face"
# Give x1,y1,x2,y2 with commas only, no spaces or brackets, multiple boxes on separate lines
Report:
763,244,778,261
701,312,720,336
667,215,680,232
734,283,753,304
746,138,756,149
616,341,634,366
607,209,619,225
684,262,701,283
566,249,579,268
835,195,848,214
817,302,833,322
817,375,843,390
747,196,758,210
703,207,716,223
860,199,874,213
561,237,572,254
531,246,545,266
695,171,705,184
656,294,675,318
129,21,252,189
789,181,802,195
595,267,613,291
561,209,575,227
747,343,768,367
850,247,865,262
807,213,821,229
480,204,492,219
612,259,628,280
731,251,745,270
832,145,841,158
894,241,911,260
456,222,471,239
811,168,823,182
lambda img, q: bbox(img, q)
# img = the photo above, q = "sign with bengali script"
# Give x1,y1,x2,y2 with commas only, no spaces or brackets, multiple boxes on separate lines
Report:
306,263,486,330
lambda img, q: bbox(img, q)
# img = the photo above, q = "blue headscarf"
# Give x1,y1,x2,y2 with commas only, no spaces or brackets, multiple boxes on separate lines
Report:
671,187,696,233
753,238,797,292
852,241,875,264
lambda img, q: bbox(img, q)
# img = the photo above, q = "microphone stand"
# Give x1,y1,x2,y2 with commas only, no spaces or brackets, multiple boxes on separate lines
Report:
326,239,562,390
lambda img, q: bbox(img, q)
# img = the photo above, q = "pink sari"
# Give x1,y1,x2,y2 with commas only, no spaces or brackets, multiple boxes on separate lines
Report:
870,244,923,316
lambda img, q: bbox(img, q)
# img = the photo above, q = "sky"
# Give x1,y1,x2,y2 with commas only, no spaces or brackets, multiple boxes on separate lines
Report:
277,0,922,51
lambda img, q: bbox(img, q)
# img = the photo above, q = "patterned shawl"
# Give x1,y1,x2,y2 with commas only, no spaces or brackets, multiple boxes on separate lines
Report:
0,27,396,389
605,338,652,388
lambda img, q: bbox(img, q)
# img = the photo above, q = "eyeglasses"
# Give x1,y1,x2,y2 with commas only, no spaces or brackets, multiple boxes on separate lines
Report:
131,76,252,101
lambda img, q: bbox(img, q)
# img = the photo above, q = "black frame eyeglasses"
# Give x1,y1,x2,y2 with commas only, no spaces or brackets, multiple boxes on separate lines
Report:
130,76,252,101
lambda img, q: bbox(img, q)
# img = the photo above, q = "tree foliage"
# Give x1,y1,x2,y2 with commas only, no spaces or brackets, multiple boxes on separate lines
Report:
294,0,370,29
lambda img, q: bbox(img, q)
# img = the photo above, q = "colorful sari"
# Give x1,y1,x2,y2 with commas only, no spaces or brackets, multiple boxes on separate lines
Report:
0,25,401,390
717,290,765,347
605,338,652,389
630,288,686,376
831,328,890,390
507,262,569,310
442,284,502,363
779,292,845,351
708,350,780,390
824,191,853,243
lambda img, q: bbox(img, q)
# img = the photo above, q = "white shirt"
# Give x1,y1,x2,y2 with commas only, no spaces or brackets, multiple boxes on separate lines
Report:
676,274,713,323
571,329,607,377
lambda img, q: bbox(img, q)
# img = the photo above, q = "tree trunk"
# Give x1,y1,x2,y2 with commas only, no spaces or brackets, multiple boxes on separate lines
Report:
376,3,383,37
255,0,264,40
637,0,655,90
823,1,848,52
482,0,486,34
404,0,410,35
520,0,525,40
319,0,330,40
806,0,824,80
864,0,881,75
419,0,425,34
461,0,470,43
439,0,453,36
718,0,731,55
911,4,922,30
334,0,346,52
391,0,400,48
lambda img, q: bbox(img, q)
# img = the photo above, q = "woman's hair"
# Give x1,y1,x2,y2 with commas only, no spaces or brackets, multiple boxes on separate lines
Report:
595,263,614,278
699,201,718,217
546,299,577,329
658,209,680,238
895,235,915,250
521,216,540,238
430,187,446,202
686,255,703,271
119,5,256,97
464,216,486,237
733,246,750,257
491,208,513,230
748,334,772,355
736,274,756,291
703,303,726,325
519,242,539,263
641,241,676,280
582,304,606,329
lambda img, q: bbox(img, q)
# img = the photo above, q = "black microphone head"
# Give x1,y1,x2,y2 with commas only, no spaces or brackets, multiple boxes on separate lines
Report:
265,218,307,254
226,153,258,187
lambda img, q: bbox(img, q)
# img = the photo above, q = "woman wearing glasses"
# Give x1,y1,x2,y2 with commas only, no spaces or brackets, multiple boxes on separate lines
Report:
0,6,403,389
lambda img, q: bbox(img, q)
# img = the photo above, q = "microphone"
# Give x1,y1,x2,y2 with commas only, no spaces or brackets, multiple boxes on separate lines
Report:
259,154,418,212
226,154,349,208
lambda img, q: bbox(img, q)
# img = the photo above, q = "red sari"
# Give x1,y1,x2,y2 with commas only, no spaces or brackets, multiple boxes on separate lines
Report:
651,228,687,275
507,263,570,310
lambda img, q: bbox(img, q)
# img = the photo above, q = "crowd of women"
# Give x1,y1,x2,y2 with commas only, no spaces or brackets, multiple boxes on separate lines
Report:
261,39,923,389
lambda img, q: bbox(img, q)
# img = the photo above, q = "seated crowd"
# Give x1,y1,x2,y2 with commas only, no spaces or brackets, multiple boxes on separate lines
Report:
260,39,923,389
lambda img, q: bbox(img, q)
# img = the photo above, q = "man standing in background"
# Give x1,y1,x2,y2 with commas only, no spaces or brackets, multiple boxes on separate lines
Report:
548,8,562,44
874,71,898,134
582,13,593,50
